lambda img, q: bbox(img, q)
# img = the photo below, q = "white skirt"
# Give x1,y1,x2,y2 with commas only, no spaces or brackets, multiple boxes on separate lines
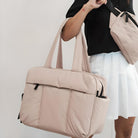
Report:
89,51,138,120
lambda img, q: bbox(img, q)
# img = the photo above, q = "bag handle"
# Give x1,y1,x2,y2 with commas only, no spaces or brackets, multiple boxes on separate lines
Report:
105,0,120,16
44,18,69,69
44,18,91,73
56,26,91,72
105,0,138,27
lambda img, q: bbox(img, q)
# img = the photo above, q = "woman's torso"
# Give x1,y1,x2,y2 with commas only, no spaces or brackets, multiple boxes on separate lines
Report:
84,0,135,55
65,0,135,55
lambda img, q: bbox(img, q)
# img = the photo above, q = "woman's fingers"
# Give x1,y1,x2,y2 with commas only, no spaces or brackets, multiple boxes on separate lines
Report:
88,0,107,9
104,0,107,4
96,0,107,5
96,0,102,4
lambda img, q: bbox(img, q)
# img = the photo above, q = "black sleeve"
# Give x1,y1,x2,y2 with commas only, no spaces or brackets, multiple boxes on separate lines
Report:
65,0,88,23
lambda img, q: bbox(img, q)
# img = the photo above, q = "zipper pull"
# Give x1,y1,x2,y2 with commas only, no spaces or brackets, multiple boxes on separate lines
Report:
34,84,39,90
17,112,20,119
17,112,22,123
21,93,24,100
96,90,99,97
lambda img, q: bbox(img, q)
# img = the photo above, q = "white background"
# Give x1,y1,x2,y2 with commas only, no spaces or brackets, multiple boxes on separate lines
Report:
0,0,138,138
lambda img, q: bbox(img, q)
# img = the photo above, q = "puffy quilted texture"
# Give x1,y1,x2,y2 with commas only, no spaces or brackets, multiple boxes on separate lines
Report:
18,18,110,138
19,66,110,138
26,66,97,94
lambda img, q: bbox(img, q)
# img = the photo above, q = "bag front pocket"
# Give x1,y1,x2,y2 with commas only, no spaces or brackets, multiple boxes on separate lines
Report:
19,83,43,127
38,86,70,135
89,96,110,134
65,91,96,138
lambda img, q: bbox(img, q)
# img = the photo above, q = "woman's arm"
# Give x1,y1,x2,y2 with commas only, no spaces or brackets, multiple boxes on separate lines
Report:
61,0,107,41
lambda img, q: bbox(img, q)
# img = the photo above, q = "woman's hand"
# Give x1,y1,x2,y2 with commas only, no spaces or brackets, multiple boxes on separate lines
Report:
62,0,107,41
87,0,107,9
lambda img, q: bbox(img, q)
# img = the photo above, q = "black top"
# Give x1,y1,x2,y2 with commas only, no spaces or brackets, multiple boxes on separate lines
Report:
65,0,135,55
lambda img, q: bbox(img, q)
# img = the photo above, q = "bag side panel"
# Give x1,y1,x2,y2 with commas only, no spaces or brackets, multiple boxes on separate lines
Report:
89,96,110,134
20,83,43,127
88,78,110,135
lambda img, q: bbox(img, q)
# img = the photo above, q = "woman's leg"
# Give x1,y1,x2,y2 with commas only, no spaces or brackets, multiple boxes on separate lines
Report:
114,116,136,138
88,134,93,138
71,134,93,138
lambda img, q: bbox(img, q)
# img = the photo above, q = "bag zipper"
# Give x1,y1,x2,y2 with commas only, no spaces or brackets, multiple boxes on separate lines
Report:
17,93,24,123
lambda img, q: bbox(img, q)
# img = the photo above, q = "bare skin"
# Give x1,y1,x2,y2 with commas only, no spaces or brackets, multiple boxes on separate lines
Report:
62,1,136,138
115,116,136,138
61,0,107,41
89,116,136,138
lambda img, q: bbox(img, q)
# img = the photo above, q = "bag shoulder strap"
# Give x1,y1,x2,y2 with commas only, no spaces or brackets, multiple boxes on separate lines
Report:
105,0,138,27
105,0,120,16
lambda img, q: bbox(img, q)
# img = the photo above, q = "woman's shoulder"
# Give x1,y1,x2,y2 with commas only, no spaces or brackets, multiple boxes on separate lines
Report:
66,0,89,18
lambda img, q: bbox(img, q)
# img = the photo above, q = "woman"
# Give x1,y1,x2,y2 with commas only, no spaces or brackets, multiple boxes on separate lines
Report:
61,0,138,137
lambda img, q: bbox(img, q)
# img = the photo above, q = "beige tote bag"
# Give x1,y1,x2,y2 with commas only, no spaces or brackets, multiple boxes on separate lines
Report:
17,18,110,138
106,1,138,64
